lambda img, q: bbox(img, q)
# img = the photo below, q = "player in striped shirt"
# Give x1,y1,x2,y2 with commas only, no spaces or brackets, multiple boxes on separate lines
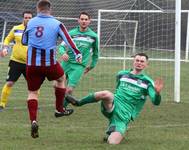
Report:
66,53,164,144
22,0,82,138
0,11,33,111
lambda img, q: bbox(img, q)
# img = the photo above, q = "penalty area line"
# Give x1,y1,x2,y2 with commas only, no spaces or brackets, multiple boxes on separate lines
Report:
130,123,189,129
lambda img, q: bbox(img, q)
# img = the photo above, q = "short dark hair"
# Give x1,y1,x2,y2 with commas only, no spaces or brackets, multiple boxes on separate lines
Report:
79,11,91,19
22,11,33,17
134,53,149,60
37,0,51,11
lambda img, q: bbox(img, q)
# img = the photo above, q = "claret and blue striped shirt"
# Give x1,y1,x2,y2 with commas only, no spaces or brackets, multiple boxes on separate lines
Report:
22,13,80,66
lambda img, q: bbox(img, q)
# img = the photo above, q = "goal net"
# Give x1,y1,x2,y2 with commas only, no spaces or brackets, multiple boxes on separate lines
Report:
98,9,177,102
0,0,188,104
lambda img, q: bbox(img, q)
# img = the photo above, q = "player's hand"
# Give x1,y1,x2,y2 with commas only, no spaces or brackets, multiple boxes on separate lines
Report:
84,66,91,74
75,54,82,63
0,48,8,57
154,78,164,94
60,53,69,62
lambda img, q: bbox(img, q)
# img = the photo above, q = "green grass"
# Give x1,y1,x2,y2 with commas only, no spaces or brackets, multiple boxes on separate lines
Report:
0,55,189,149
0,101,189,150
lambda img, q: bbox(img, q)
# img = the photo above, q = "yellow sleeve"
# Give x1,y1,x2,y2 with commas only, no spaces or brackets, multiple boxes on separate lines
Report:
3,27,15,46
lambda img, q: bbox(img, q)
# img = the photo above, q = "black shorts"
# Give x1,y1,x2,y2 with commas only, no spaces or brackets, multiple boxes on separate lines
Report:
6,60,26,82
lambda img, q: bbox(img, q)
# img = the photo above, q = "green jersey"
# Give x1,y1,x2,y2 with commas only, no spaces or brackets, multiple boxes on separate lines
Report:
114,69,161,120
59,26,99,68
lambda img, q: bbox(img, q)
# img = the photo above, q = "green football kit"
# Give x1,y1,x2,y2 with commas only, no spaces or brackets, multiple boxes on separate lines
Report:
101,69,161,135
59,26,99,87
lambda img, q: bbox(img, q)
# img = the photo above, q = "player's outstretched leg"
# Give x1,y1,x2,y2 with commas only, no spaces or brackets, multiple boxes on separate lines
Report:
66,93,97,107
31,120,39,138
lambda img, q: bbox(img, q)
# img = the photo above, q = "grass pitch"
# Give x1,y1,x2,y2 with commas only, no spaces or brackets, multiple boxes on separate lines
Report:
0,56,189,150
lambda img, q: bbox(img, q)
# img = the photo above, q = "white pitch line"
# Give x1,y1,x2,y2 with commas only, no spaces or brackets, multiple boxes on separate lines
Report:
130,123,189,129
4,100,189,110
54,123,189,129
1,122,189,130
0,108,189,129
4,104,54,110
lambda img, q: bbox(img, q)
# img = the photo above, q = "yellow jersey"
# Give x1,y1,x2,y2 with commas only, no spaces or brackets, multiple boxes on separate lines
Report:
4,24,27,64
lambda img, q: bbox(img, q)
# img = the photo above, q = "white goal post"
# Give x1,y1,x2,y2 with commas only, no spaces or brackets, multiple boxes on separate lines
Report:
183,10,189,60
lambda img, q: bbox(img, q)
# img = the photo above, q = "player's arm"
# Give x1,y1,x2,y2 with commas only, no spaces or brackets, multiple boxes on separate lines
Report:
22,27,29,46
58,41,69,62
0,45,9,57
0,27,15,57
90,37,99,69
58,23,82,63
58,41,67,55
84,37,99,74
148,78,164,105
115,71,124,89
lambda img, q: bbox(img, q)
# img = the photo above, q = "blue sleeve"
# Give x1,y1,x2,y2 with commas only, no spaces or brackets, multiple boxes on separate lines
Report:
22,27,28,46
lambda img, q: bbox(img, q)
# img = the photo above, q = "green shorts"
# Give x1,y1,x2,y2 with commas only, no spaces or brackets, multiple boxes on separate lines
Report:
61,61,85,87
101,98,132,135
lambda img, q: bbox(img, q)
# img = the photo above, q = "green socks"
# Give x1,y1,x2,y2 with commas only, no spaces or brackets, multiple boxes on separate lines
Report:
64,93,97,108
77,93,97,106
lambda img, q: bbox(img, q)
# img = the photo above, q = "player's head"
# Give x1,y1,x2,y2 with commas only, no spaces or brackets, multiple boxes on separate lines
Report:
133,53,149,72
78,11,91,31
22,11,33,26
37,0,51,13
